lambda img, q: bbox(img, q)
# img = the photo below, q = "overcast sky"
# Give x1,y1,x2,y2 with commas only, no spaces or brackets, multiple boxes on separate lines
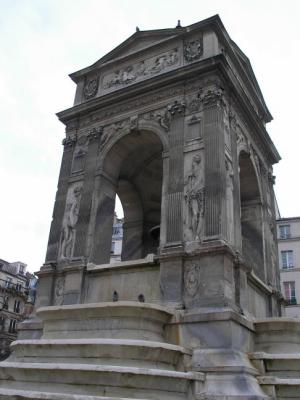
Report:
0,0,299,272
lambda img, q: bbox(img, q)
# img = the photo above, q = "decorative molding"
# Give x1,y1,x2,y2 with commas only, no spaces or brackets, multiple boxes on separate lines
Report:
83,77,99,100
79,85,184,129
184,264,201,296
184,37,203,62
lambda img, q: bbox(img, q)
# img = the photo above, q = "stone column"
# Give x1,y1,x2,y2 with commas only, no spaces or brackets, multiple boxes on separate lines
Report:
88,171,116,265
165,101,186,244
159,101,185,306
73,128,102,258
202,88,227,241
45,135,76,262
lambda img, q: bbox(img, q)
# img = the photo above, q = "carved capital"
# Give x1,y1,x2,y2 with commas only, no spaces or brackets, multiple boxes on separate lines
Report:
87,126,103,141
62,135,77,148
167,100,186,117
200,87,225,109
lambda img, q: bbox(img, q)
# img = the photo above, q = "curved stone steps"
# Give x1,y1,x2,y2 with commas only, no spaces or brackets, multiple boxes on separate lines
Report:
9,338,191,370
0,362,204,400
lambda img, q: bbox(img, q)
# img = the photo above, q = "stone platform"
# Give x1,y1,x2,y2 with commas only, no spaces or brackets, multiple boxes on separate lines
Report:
3,302,300,399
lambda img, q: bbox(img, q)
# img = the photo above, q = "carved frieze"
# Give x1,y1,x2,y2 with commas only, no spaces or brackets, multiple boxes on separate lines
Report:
83,77,99,100
184,264,201,297
102,48,179,90
78,85,185,129
184,37,203,62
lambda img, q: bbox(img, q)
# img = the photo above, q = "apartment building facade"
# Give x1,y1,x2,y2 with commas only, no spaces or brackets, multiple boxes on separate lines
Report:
0,259,31,359
277,217,300,317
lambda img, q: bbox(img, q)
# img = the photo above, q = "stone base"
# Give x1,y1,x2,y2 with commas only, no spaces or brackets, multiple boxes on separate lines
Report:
1,304,300,399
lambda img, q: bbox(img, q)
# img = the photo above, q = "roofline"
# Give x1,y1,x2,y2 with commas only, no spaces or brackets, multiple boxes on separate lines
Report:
277,217,300,222
69,14,222,82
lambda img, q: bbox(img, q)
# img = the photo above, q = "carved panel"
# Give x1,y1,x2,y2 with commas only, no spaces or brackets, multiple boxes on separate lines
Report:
54,276,65,305
83,77,99,100
102,48,179,90
184,36,203,62
184,264,201,296
72,135,88,173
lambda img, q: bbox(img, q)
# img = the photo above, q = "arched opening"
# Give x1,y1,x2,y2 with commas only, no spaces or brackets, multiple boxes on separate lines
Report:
239,151,264,280
103,130,163,262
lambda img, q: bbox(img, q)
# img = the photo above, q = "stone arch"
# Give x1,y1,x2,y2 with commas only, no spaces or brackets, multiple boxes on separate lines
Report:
238,150,264,279
99,120,169,165
92,127,165,263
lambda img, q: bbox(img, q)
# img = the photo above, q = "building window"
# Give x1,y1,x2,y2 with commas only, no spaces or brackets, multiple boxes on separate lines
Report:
283,281,296,305
19,265,25,275
14,300,21,313
8,319,17,333
2,296,9,310
5,277,12,288
281,250,294,269
16,283,22,292
0,317,5,331
279,225,291,239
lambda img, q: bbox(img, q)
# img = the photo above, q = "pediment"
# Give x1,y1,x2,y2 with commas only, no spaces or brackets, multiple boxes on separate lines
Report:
95,30,180,67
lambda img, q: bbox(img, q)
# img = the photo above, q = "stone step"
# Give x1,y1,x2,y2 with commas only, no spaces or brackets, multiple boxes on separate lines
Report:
0,362,204,400
258,376,300,399
36,302,173,341
9,338,190,370
250,352,300,378
0,388,146,400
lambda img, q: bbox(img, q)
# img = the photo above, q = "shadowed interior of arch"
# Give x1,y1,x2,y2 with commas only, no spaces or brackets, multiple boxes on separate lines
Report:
103,129,163,262
239,151,264,280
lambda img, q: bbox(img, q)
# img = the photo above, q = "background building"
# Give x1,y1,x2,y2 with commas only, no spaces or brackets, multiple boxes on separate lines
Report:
110,213,123,262
277,217,300,317
0,259,33,359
